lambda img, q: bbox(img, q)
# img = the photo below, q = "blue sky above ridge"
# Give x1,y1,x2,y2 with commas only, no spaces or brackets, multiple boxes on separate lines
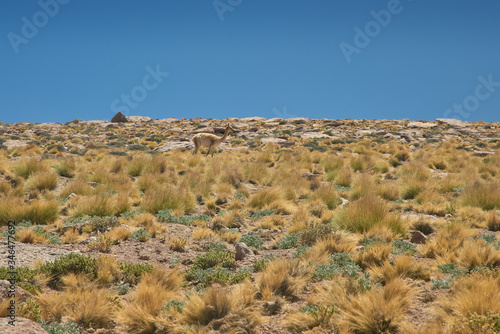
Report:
1,0,499,123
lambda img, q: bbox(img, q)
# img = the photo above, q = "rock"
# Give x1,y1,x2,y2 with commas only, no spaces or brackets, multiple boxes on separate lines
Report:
3,140,29,149
408,121,437,129
80,236,98,245
410,231,427,244
0,280,33,303
0,317,48,334
111,112,128,123
0,241,74,268
153,141,194,152
473,151,495,157
235,242,254,261
302,173,321,180
240,117,267,122
300,132,332,139
189,127,214,134
127,116,153,122
436,118,469,127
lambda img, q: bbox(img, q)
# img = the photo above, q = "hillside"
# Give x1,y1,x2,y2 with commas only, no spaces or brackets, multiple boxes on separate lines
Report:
0,116,500,334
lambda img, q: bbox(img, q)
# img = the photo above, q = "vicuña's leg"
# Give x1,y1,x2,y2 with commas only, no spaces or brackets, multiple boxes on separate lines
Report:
192,138,199,154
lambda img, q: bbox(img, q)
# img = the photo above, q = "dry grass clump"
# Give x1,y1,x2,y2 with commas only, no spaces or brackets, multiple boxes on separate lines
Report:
487,210,500,231
16,228,49,243
294,278,418,333
349,173,376,200
257,258,310,300
248,187,282,209
182,285,232,326
458,239,500,271
37,274,116,328
25,171,58,191
169,237,188,251
355,242,392,269
96,255,122,286
256,214,285,230
461,181,500,210
306,231,358,261
192,227,218,241
181,282,261,332
140,182,196,214
370,256,430,283
13,157,46,178
71,193,123,217
59,180,94,198
130,212,166,237
334,167,352,187
309,183,341,210
377,182,401,201
106,226,132,242
61,227,87,244
117,268,182,333
434,273,500,332
340,278,417,333
420,222,478,259
0,197,60,225
335,194,406,236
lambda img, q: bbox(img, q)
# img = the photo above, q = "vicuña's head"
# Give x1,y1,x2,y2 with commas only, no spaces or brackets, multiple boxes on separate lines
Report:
226,124,235,133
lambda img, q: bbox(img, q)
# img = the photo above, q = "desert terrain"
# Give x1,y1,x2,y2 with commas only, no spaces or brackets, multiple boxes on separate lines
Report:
0,115,500,333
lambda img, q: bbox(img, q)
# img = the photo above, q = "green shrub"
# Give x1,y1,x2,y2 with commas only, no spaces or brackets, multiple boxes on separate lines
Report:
187,267,231,286
249,209,276,220
162,300,184,313
191,251,236,271
312,264,338,281
292,246,311,259
130,228,152,242
230,267,252,284
297,222,336,246
156,209,208,226
277,233,298,249
392,240,417,255
38,320,80,334
40,253,98,288
432,278,453,290
119,262,154,285
239,234,264,249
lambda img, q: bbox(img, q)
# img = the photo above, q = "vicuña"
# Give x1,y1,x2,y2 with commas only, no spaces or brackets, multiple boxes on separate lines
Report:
192,124,234,157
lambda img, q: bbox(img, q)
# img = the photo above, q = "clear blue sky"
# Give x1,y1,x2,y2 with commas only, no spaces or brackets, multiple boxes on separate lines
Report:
1,0,499,123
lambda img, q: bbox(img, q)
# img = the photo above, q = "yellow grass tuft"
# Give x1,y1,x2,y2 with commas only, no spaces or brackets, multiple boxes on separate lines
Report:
256,259,310,300
248,187,282,209
370,256,430,283
341,278,417,333
461,181,500,210
117,268,182,333
140,183,196,214
336,194,407,236
26,171,58,191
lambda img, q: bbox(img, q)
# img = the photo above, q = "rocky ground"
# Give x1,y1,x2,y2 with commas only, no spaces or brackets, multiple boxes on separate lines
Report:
0,115,499,333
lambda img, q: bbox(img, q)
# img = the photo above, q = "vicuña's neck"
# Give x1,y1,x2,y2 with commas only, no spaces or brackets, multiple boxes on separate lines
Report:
218,128,230,143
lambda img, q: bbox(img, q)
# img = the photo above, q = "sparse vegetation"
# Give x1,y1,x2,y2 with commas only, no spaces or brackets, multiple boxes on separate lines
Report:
1,118,499,332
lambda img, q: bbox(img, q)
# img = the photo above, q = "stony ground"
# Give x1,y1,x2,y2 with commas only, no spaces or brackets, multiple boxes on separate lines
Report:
0,115,499,334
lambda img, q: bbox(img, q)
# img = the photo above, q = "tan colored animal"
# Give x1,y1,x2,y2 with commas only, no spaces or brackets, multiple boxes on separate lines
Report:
192,124,235,157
